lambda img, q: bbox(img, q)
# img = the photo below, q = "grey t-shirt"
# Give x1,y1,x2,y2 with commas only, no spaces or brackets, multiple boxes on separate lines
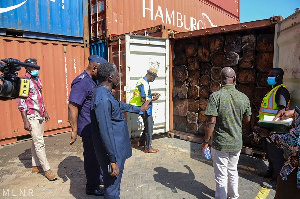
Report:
275,87,290,108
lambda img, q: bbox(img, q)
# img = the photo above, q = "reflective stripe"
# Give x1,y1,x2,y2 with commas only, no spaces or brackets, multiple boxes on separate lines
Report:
260,108,278,114
133,92,141,96
268,92,274,109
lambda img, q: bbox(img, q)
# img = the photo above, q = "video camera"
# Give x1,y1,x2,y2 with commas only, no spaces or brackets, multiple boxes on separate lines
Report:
0,58,40,100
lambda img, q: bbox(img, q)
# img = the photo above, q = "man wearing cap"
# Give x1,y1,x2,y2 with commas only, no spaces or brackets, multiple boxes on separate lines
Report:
68,55,107,196
17,58,57,181
129,67,160,153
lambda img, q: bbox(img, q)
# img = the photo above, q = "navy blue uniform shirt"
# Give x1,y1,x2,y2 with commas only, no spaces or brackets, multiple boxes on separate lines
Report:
91,86,140,163
69,71,97,137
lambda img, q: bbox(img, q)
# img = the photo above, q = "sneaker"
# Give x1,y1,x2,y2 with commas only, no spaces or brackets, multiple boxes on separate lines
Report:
44,170,57,181
32,166,44,173
262,180,276,189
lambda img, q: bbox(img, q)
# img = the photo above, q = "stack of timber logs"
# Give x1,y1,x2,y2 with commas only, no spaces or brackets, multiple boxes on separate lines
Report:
172,27,274,147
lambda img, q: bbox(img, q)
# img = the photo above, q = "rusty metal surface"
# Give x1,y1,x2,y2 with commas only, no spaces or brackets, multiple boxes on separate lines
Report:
0,36,87,142
90,0,240,41
172,17,280,39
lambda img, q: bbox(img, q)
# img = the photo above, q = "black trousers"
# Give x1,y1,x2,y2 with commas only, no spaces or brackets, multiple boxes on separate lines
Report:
139,112,154,150
82,136,103,190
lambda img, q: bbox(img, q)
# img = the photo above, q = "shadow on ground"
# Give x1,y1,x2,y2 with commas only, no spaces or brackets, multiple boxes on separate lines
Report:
153,165,214,198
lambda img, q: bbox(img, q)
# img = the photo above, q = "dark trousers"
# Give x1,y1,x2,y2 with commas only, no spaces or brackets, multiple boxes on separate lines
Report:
265,138,285,180
275,169,300,199
139,112,154,150
97,153,125,199
82,136,103,190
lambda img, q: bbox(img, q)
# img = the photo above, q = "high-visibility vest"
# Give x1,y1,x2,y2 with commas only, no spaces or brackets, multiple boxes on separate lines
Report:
129,78,151,107
258,84,290,120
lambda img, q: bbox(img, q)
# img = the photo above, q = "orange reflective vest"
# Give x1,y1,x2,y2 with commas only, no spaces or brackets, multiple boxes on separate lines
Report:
258,84,290,120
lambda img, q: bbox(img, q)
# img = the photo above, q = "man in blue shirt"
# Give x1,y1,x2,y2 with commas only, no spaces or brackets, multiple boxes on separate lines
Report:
68,55,107,196
91,62,151,199
129,67,160,153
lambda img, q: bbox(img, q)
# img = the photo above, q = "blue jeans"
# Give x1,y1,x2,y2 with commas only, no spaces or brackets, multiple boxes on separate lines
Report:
139,112,154,150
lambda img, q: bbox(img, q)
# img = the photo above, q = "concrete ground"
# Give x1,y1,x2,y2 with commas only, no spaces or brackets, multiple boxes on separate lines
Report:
0,132,275,199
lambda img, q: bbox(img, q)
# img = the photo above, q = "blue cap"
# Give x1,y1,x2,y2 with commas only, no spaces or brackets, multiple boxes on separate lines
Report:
88,55,107,64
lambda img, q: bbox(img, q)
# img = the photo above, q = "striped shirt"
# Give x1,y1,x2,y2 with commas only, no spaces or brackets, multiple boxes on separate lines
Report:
17,72,45,117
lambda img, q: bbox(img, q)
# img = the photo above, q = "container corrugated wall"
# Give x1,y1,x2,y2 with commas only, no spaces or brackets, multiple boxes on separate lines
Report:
90,40,108,60
0,36,87,144
90,0,240,40
0,0,84,42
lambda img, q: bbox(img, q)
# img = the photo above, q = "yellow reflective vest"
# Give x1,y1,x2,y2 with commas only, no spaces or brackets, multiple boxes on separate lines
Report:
129,78,151,107
258,84,290,120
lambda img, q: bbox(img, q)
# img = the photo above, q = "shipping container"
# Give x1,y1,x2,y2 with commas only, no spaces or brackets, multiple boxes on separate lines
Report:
108,34,170,137
170,16,283,147
0,0,86,43
0,36,87,145
274,10,300,108
90,40,108,60
90,0,240,41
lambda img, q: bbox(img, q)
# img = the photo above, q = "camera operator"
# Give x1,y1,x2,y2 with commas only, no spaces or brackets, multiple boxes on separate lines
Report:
16,58,57,181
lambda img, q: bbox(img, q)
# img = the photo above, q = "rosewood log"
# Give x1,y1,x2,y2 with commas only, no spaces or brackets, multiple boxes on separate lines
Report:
173,115,187,132
256,72,269,87
173,65,188,82
188,85,199,99
173,98,188,116
198,45,210,62
186,43,198,57
200,75,210,86
242,34,256,51
257,34,274,52
188,70,201,85
173,84,188,99
236,84,255,99
188,99,200,112
256,53,273,72
238,69,256,83
174,53,187,66
239,51,255,68
187,123,198,133
199,98,208,111
211,67,222,81
209,35,224,53
225,34,242,53
199,63,212,75
187,58,200,71
187,111,198,124
199,86,210,99
210,80,221,93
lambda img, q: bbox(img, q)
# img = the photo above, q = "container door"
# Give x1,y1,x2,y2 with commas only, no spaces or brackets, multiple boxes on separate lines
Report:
125,35,169,137
274,11,300,108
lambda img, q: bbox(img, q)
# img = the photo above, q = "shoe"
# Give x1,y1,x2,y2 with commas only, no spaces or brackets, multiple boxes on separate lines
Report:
137,142,145,147
86,188,104,196
262,181,277,189
44,170,57,181
144,148,159,153
32,166,44,173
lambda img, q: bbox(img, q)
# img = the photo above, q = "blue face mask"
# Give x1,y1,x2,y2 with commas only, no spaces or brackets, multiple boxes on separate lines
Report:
267,77,276,85
30,70,39,77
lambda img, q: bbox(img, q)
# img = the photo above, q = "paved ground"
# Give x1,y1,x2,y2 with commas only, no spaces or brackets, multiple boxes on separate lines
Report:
0,132,276,199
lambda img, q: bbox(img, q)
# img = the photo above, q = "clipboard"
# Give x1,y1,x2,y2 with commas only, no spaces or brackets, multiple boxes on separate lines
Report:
258,120,290,134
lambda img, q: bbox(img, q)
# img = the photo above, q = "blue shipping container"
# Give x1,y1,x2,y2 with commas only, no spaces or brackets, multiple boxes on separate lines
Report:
90,40,108,61
0,0,84,41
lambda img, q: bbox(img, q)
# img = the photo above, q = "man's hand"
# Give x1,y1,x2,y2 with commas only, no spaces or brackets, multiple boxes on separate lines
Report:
151,93,160,101
141,99,152,112
69,131,78,145
110,162,119,177
24,120,32,131
273,109,295,121
44,111,50,122
201,142,208,152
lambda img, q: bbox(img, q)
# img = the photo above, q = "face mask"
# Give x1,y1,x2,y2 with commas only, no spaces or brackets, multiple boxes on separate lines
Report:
30,70,39,77
267,77,276,85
